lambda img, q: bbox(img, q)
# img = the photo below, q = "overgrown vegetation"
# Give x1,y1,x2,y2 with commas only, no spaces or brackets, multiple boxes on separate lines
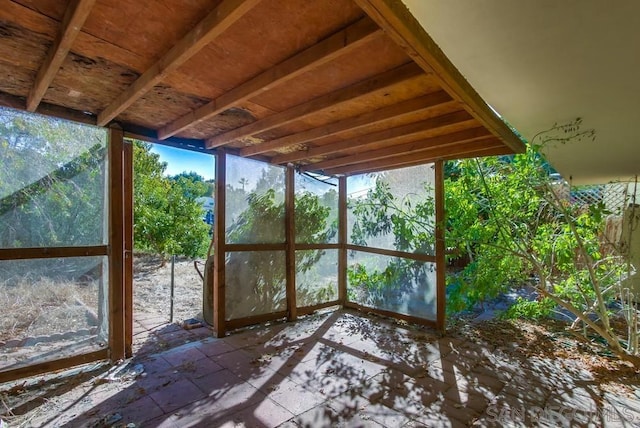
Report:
133,141,211,260
347,119,639,365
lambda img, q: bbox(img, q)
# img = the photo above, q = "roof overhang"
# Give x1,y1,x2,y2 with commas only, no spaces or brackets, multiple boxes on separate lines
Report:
0,0,524,176
404,0,640,185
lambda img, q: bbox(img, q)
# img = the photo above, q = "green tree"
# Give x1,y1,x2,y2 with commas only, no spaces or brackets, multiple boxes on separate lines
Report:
0,107,106,250
133,142,209,260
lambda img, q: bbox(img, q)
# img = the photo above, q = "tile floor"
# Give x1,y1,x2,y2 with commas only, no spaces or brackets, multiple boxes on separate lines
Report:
6,309,640,427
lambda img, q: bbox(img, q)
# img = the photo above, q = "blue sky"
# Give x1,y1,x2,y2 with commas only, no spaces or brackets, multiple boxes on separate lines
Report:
150,144,215,180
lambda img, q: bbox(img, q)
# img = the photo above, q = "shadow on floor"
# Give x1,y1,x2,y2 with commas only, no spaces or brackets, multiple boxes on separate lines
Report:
4,309,640,427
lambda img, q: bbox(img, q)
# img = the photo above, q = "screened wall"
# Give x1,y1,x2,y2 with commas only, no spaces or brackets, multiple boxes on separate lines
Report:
211,152,444,336
0,107,112,378
224,155,287,323
346,164,439,322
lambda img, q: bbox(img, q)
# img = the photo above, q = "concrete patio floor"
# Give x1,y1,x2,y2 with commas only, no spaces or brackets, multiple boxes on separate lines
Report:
5,309,640,427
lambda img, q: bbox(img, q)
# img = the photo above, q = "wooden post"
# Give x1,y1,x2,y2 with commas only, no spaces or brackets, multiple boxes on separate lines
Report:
108,124,125,360
434,160,446,332
338,176,348,305
123,139,133,357
285,165,297,321
213,149,226,337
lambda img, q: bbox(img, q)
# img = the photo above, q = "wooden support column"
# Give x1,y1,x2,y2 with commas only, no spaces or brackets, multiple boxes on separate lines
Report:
338,176,348,305
213,149,227,337
434,160,446,331
285,166,297,321
123,140,133,357
108,124,126,360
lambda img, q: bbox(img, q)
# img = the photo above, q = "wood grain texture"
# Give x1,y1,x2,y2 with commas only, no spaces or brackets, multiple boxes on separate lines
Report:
97,0,261,126
27,0,97,111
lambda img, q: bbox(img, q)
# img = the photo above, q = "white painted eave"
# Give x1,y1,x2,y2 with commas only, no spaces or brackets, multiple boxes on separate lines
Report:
403,0,640,184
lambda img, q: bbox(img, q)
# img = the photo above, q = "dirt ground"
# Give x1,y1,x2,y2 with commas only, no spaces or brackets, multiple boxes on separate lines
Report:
132,254,205,325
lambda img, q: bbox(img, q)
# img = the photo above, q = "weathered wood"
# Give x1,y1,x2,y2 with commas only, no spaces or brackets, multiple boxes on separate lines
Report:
213,149,227,338
285,166,297,321
353,0,525,153
107,124,125,361
0,92,97,125
344,301,437,328
97,0,261,126
434,160,446,332
0,349,108,384
346,245,436,262
205,62,424,148
27,0,96,111
225,243,286,252
226,311,288,330
159,17,382,139
338,177,347,305
324,137,504,175
248,90,454,158
123,140,134,357
0,246,107,261
300,126,489,172
294,243,341,251
297,300,341,316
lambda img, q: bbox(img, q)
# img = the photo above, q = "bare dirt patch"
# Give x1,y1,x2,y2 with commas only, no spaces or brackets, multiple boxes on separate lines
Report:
132,253,204,324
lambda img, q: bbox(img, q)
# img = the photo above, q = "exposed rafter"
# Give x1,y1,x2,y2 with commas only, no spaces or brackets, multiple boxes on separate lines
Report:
322,137,504,176
241,90,454,157
97,0,261,126
27,0,97,112
205,62,424,148
353,0,525,153
273,110,475,165
301,126,490,172
158,17,382,139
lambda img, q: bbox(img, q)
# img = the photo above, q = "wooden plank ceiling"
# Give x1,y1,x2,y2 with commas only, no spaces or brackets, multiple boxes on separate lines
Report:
0,0,525,175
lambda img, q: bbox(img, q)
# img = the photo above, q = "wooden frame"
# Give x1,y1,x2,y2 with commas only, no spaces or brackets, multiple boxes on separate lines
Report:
435,160,446,331
97,0,261,126
0,246,107,260
285,166,297,321
0,349,108,384
338,177,348,305
108,124,126,360
123,140,134,357
213,149,227,338
206,62,423,148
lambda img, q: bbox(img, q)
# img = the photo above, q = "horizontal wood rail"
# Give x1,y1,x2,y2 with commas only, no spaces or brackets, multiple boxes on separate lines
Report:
346,244,436,262
0,245,108,260
344,301,436,328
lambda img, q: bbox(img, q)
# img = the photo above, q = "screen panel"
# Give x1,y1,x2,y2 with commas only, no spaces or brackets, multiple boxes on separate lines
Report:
296,249,338,308
347,250,436,321
225,250,287,320
295,173,338,244
0,256,109,372
0,107,108,249
347,164,436,255
225,155,285,245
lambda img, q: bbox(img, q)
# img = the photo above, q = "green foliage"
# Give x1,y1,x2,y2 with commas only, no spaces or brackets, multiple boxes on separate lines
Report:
225,172,334,317
133,141,209,259
444,149,546,312
0,107,107,248
350,177,435,253
347,169,436,315
502,297,555,320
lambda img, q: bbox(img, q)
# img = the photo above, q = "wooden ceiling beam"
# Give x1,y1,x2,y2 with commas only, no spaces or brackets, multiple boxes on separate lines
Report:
354,0,525,153
205,62,424,148
300,126,490,172
158,17,382,139
96,0,261,126
273,110,474,165
26,0,97,112
321,138,504,176
240,90,453,157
